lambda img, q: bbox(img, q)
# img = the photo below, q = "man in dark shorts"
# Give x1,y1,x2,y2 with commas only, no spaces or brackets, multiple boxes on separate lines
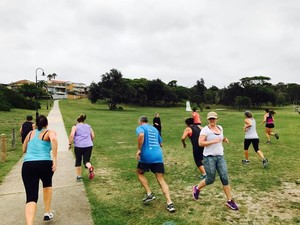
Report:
135,116,175,212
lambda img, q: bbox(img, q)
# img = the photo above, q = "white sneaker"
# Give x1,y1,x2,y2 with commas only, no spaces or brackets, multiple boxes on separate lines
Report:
44,212,54,221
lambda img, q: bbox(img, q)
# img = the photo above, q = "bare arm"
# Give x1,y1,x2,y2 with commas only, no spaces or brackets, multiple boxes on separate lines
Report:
90,128,95,141
49,130,58,172
136,133,144,160
68,126,76,149
198,134,222,147
22,131,33,153
181,127,191,148
244,118,252,131
260,113,267,125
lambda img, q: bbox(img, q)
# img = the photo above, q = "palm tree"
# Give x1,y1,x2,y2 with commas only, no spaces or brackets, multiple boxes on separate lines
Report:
47,74,53,80
47,73,58,80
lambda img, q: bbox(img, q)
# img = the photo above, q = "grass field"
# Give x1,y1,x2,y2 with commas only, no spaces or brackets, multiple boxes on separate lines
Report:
0,105,49,184
1,99,299,224
58,99,300,225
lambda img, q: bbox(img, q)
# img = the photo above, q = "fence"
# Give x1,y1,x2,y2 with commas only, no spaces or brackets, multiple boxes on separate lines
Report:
0,129,17,163
0,134,6,162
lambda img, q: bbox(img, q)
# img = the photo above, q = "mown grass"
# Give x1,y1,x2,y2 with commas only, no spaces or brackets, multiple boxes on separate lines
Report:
58,99,300,225
1,99,299,224
0,102,49,184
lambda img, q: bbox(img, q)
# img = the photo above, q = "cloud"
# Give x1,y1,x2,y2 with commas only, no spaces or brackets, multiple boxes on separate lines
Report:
0,0,299,88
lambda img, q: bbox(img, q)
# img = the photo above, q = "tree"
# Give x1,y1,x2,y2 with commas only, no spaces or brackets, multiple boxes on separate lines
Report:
219,82,243,106
173,85,190,103
190,78,207,111
129,78,149,106
163,85,178,106
204,89,215,104
88,82,101,104
0,86,36,111
168,80,177,88
286,83,300,104
147,79,165,105
204,86,219,104
247,86,276,108
47,73,57,80
17,83,36,99
90,69,135,110
235,96,251,110
240,76,271,87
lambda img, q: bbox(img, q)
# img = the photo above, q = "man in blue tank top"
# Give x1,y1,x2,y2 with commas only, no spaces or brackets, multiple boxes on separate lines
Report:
135,116,175,212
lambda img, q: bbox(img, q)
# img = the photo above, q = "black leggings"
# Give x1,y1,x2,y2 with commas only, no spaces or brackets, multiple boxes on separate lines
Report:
74,146,93,167
22,161,53,203
193,146,204,167
244,138,259,152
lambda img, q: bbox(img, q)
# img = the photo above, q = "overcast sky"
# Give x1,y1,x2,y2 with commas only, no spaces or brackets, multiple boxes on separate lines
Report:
1,0,299,88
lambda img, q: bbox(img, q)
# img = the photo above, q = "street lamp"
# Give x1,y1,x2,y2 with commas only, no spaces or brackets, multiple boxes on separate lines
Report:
35,68,45,122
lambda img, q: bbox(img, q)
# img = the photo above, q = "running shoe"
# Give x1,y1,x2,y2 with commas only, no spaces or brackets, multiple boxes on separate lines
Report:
89,166,94,180
76,176,82,182
242,159,250,165
192,185,200,200
275,133,279,140
44,212,54,221
226,200,239,210
166,203,176,212
142,193,156,203
262,159,269,168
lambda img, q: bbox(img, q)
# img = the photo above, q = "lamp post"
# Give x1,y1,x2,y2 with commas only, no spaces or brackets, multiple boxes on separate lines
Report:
35,68,45,122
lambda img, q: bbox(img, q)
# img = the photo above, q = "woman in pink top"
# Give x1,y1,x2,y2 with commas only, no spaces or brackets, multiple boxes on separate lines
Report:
260,108,279,144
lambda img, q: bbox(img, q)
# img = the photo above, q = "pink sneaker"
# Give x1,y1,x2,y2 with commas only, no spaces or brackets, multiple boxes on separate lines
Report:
192,185,200,200
89,166,94,180
226,200,239,210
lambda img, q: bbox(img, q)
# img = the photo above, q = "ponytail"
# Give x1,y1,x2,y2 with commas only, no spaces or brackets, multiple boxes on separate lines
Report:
36,115,48,131
77,114,87,123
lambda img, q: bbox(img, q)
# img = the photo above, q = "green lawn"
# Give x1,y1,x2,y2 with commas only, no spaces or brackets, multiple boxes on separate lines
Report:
0,105,49,183
1,99,299,224
59,99,300,225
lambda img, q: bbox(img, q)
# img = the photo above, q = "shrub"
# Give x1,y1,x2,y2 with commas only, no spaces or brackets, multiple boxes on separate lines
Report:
0,86,36,111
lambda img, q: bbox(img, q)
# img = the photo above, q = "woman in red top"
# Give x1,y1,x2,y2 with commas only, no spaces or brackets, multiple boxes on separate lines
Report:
192,107,202,126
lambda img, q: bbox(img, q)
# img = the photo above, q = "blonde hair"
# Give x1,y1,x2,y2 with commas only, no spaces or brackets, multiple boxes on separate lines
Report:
244,110,252,118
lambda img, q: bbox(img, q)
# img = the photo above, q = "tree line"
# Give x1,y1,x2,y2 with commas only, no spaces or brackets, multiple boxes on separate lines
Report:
1,69,299,111
88,69,300,110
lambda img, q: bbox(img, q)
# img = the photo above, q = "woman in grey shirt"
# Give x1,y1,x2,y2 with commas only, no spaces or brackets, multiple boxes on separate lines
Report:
242,110,268,168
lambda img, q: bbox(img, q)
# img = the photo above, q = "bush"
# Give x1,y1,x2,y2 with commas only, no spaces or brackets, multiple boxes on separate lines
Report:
0,101,10,111
0,86,36,111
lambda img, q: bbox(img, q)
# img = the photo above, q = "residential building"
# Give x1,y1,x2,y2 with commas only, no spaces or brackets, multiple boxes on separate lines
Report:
6,79,88,100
